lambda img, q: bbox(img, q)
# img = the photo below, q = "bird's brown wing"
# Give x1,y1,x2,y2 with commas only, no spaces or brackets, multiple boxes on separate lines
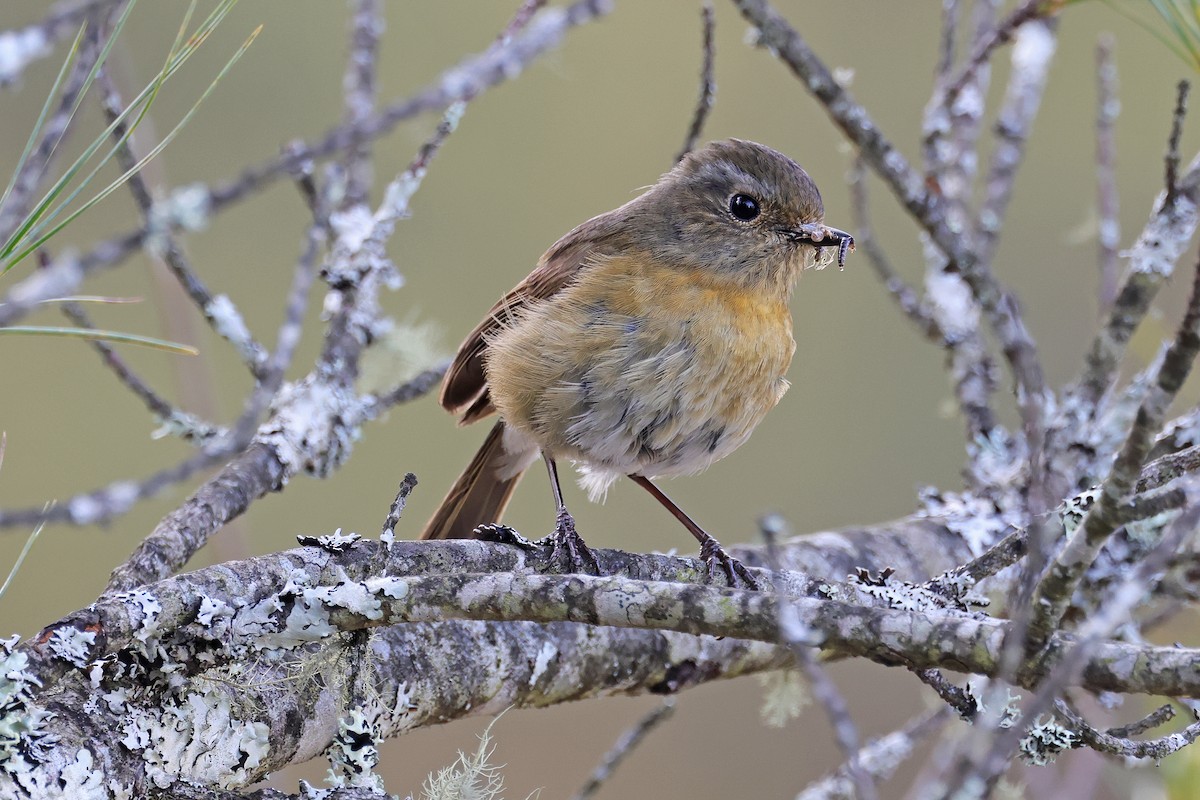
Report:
439,209,623,424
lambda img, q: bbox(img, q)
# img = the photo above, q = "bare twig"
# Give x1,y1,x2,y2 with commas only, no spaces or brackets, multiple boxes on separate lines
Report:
1076,85,1200,409
676,3,716,163
1137,443,1200,492
380,472,418,543
0,435,247,530
975,16,1058,267
796,710,951,800
1104,703,1176,739
933,0,959,84
941,0,1050,109
363,360,451,411
341,0,383,207
229,220,322,444
734,0,1048,501
0,0,614,329
847,156,940,342
1095,35,1120,312
569,701,677,800
496,0,549,44
0,0,124,86
1031,253,1200,649
93,63,270,378
58,299,182,423
1166,80,1191,207
912,669,977,720
927,525,1025,591
762,517,879,800
1056,700,1200,761
0,14,108,244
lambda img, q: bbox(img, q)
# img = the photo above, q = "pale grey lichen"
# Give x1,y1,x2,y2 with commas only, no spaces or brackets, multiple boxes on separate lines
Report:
297,529,362,553
260,379,359,479
195,596,232,629
757,669,809,728
326,709,385,793
918,488,1024,557
47,627,96,668
121,689,270,789
206,295,254,355
151,411,225,443
1059,488,1100,536
1019,715,1076,766
120,590,164,648
418,714,511,800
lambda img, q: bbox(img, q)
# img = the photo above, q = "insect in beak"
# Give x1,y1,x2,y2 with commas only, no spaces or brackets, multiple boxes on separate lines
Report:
785,223,856,270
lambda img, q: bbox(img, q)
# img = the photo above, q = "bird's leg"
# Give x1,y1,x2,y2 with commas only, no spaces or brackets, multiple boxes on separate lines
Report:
540,454,598,573
628,474,759,589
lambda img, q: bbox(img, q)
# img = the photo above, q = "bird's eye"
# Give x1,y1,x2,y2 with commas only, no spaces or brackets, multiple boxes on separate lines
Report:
728,193,760,221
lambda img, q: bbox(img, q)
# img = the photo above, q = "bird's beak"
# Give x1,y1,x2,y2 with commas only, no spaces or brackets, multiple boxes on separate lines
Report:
787,223,855,270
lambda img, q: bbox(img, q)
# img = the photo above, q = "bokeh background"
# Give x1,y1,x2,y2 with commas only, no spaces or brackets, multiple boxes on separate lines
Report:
2,2,1199,797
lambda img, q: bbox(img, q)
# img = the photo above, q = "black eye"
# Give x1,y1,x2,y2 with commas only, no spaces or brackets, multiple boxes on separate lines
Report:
728,193,760,221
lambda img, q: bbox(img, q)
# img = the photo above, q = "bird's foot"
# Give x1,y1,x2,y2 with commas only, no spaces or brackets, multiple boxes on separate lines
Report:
474,515,599,574
699,536,759,589
541,508,599,574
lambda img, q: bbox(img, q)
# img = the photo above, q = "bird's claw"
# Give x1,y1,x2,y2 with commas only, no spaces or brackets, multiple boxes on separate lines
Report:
539,508,599,575
699,537,760,589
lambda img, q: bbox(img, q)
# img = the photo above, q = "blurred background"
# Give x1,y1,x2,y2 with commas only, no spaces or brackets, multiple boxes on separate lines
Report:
2,1,1199,797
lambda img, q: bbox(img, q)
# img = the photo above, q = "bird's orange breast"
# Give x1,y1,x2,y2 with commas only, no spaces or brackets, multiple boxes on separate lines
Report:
484,254,796,483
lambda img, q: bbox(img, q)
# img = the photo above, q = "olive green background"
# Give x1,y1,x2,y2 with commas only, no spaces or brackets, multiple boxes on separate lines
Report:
1,2,1197,797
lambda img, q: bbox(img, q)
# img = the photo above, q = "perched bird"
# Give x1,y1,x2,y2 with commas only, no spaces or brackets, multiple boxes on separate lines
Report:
421,139,852,584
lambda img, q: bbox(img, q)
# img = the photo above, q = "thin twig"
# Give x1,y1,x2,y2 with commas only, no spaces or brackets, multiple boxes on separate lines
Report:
229,221,322,444
569,701,677,800
1057,699,1200,761
734,0,1048,504
1076,86,1200,409
0,435,246,529
362,361,451,413
207,0,612,215
59,300,181,422
918,0,1001,461
1104,703,1176,739
1165,80,1190,207
847,156,940,342
0,13,108,244
928,525,1026,591
975,16,1058,268
676,3,716,163
795,710,951,800
0,0,123,87
496,0,549,44
911,669,977,720
1137,443,1200,492
341,0,383,207
762,517,879,800
0,0,614,329
933,0,959,84
1030,252,1200,650
92,63,270,378
1095,35,1120,313
380,472,419,543
941,0,1049,110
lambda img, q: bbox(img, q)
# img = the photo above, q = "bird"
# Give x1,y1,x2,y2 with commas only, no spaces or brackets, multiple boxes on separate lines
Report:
420,138,852,585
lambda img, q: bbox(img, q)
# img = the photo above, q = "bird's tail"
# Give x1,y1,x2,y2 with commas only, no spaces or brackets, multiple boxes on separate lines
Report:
420,421,529,539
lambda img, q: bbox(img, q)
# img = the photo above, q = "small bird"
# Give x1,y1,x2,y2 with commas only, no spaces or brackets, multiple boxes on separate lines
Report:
421,139,852,584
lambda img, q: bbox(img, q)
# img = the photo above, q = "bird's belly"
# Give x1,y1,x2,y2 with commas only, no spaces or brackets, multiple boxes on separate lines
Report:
485,261,796,479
